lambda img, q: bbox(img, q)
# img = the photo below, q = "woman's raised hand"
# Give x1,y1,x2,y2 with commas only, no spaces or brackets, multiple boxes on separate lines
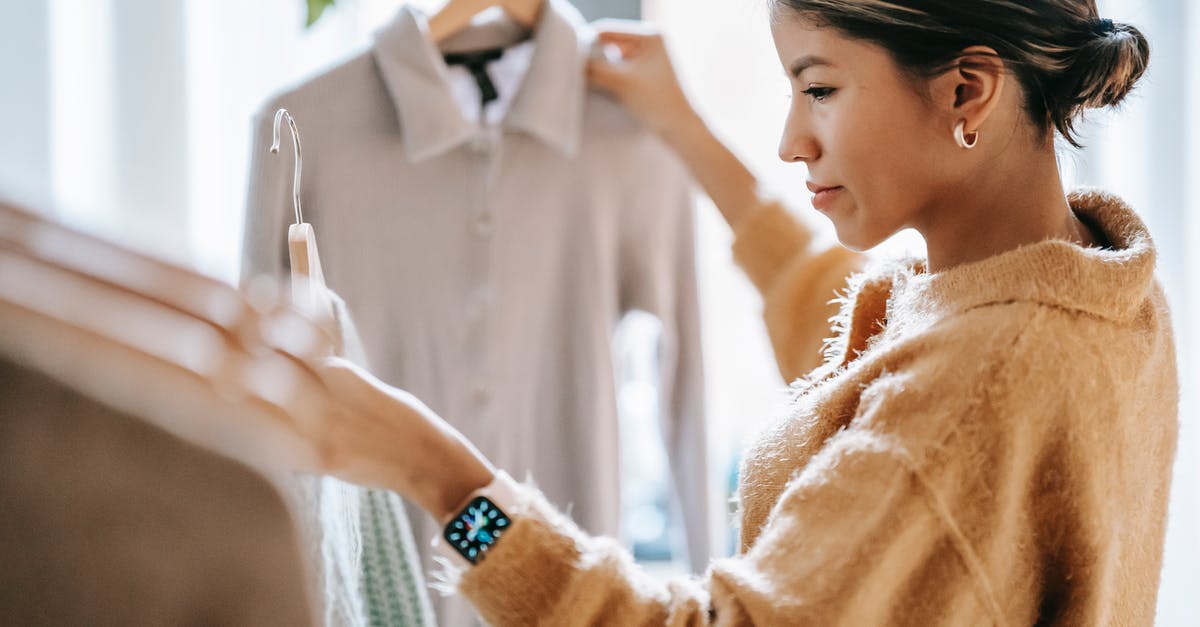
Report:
588,20,767,232
587,20,701,141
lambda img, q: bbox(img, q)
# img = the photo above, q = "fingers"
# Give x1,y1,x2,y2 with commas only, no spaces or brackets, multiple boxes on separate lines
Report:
596,32,649,54
592,19,662,57
586,57,628,94
595,31,658,54
596,38,639,59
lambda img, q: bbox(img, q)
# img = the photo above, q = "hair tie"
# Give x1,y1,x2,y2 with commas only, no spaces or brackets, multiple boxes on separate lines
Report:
1091,18,1115,36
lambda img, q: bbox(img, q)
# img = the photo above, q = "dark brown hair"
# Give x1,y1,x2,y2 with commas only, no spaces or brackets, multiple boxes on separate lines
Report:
772,0,1150,147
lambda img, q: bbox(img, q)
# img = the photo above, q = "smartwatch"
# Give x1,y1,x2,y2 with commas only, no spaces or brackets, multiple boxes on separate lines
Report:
434,471,522,566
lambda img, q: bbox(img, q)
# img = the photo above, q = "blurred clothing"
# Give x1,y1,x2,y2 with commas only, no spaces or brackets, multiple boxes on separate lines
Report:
0,356,315,627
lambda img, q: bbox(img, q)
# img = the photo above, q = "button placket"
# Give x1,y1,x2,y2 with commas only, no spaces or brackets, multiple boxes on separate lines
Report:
469,126,499,155
467,284,494,321
464,127,501,422
471,127,500,240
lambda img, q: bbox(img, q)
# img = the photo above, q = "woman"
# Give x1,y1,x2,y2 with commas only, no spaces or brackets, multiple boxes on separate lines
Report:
306,0,1178,624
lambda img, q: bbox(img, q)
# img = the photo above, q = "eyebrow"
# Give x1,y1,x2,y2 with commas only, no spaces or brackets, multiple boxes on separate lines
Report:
788,55,835,78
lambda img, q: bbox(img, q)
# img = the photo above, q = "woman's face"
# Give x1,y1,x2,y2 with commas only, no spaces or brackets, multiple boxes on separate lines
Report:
770,13,956,250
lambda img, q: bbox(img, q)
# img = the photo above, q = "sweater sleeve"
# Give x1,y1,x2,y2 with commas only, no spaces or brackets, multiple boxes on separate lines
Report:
454,422,995,626
730,202,865,382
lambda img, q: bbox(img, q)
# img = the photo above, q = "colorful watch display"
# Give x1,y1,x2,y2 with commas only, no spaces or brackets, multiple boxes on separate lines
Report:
443,495,511,564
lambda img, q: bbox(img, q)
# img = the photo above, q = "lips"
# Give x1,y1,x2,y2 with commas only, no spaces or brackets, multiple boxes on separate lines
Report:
806,181,841,194
807,182,845,212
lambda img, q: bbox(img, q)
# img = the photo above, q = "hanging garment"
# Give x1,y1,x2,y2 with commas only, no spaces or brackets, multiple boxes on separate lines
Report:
332,294,435,627
287,291,434,627
243,1,710,623
282,208,433,626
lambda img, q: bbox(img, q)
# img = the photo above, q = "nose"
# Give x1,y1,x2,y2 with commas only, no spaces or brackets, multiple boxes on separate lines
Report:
778,105,819,164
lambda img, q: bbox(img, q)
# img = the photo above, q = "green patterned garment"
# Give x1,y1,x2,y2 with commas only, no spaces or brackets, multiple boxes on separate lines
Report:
307,291,434,627
360,488,433,627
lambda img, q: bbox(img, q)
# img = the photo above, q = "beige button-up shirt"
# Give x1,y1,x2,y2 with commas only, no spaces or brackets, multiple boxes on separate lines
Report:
242,2,709,621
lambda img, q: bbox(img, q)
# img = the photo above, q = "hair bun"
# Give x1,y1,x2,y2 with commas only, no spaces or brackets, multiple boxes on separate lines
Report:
1090,18,1115,37
1040,18,1149,144
1066,20,1150,110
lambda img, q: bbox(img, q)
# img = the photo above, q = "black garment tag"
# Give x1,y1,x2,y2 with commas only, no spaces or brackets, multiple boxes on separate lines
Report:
443,48,505,107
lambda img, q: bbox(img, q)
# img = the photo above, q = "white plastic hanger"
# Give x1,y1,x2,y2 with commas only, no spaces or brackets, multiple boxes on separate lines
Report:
271,108,334,326
428,0,545,43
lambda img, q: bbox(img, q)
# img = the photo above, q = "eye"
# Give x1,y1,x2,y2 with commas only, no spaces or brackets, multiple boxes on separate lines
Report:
801,86,836,102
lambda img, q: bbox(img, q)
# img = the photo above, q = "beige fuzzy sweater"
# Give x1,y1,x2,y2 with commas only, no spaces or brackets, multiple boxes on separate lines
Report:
455,190,1179,626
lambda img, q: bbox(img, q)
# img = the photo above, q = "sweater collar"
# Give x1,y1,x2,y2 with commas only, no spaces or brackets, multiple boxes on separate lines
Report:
891,189,1157,324
826,190,1158,370
371,0,588,163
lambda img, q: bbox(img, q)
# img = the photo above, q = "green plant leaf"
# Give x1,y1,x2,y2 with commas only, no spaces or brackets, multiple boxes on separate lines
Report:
306,0,337,28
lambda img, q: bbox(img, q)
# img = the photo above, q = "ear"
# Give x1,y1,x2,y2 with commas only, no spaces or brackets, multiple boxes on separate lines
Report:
928,45,1006,137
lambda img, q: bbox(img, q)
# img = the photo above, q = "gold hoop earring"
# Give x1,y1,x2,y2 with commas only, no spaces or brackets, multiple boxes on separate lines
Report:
955,120,979,149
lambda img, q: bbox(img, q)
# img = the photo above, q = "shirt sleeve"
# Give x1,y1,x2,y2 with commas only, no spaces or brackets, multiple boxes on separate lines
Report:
730,202,865,383
240,104,293,287
454,418,996,626
616,142,711,573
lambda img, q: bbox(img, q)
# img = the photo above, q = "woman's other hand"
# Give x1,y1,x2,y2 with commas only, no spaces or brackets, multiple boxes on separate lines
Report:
587,20,702,142
312,358,495,522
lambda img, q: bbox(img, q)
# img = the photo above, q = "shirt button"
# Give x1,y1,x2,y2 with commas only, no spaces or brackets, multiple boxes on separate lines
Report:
474,212,495,238
473,383,491,405
468,285,493,319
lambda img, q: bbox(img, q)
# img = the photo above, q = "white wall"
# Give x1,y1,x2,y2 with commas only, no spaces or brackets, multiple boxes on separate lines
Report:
0,2,52,203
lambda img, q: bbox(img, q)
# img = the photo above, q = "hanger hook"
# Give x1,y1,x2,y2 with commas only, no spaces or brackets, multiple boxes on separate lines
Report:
270,108,304,225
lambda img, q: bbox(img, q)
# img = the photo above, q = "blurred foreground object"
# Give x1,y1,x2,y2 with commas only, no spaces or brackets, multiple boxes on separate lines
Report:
0,197,333,625
0,358,316,626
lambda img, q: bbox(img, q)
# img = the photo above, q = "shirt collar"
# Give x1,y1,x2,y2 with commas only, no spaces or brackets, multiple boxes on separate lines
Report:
372,0,589,162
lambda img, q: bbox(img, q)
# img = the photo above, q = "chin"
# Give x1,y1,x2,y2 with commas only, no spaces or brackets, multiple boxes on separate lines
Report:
830,223,883,253
828,206,900,252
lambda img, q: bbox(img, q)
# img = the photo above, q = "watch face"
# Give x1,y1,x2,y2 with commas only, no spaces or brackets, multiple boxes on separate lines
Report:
444,496,511,564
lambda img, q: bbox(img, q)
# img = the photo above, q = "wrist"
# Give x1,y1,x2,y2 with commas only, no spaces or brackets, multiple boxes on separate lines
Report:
653,101,703,146
431,462,496,523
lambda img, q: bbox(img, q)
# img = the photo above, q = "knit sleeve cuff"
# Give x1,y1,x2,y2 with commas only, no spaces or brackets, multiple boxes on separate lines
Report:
732,201,814,295
438,476,588,623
